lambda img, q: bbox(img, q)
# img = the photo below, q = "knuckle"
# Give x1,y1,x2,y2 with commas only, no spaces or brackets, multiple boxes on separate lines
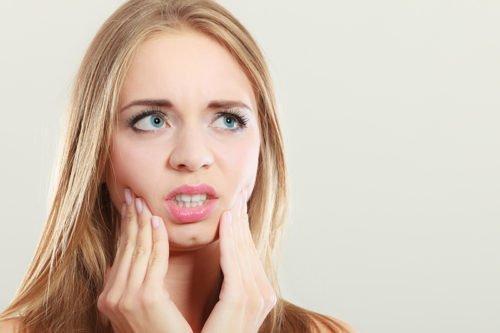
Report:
118,296,135,313
125,209,135,223
152,238,162,249
121,237,135,253
97,293,107,312
149,251,164,265
134,244,148,258
137,215,148,228
97,293,116,313
264,288,277,302
264,292,278,312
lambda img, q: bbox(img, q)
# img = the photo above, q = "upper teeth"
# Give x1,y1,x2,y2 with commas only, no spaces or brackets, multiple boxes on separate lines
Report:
175,194,208,208
175,194,208,202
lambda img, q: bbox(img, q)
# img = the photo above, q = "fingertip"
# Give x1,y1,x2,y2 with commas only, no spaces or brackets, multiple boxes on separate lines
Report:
124,188,133,205
152,216,168,236
127,194,137,215
135,197,143,214
220,211,233,237
223,211,232,225
152,216,160,229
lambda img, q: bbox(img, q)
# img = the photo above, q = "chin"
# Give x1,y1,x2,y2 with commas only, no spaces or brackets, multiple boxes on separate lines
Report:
166,217,220,252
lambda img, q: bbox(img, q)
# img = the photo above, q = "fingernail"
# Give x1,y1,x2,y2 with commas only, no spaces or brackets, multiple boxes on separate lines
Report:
124,188,132,205
152,216,160,229
135,198,143,214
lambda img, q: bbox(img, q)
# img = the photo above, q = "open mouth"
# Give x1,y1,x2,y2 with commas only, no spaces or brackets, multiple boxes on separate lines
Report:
165,197,217,223
165,183,219,223
173,193,210,207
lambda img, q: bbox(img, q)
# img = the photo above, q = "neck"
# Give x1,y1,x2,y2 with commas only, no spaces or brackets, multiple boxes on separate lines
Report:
165,240,223,333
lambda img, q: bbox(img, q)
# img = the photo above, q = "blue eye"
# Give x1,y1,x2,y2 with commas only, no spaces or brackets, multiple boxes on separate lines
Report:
127,109,249,133
212,111,249,131
128,110,168,132
213,114,238,129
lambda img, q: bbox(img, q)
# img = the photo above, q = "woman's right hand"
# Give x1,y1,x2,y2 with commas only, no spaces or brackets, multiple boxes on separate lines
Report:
97,188,193,333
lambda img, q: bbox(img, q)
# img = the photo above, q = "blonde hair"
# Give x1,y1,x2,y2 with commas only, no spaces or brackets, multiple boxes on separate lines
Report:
0,1,351,332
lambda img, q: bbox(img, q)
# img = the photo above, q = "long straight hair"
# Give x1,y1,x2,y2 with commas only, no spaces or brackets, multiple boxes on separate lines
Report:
0,1,351,332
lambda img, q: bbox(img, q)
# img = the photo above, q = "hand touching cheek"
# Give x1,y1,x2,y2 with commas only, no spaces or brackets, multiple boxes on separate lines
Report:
202,190,277,333
97,189,193,333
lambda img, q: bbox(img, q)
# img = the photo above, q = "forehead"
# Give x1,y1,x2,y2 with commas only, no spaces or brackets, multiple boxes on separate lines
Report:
119,30,257,112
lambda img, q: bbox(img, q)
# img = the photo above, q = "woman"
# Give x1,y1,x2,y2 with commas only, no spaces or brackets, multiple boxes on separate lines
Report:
0,0,354,332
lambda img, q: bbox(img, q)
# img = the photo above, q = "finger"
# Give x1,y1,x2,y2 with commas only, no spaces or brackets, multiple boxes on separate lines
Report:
233,190,250,254
231,192,258,293
104,203,127,292
100,189,138,333
233,191,265,329
105,190,138,297
231,190,246,239
235,196,258,271
144,213,169,289
240,190,259,258
242,217,277,325
219,211,243,298
239,189,272,296
126,197,153,291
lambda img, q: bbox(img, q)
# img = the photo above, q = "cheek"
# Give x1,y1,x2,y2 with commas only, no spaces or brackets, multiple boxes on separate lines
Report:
219,133,260,190
106,137,163,202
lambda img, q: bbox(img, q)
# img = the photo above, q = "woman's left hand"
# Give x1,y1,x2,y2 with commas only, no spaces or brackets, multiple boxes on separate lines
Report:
201,190,277,333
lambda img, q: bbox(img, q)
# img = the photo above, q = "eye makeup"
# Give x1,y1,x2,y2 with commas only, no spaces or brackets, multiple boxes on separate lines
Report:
127,109,168,129
126,107,250,133
214,109,249,129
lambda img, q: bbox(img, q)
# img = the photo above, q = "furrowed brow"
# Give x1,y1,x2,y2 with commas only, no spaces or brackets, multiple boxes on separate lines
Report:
120,99,173,112
207,100,252,112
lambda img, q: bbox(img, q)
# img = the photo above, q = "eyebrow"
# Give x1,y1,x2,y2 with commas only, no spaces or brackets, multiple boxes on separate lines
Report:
119,99,253,113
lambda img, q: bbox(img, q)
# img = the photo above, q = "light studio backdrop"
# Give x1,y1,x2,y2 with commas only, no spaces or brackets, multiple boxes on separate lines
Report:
0,1,499,332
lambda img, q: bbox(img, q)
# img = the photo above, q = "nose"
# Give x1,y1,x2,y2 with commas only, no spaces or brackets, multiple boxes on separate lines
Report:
168,125,214,172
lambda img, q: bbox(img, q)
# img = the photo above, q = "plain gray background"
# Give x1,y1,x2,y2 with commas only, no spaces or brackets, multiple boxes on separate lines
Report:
1,1,499,332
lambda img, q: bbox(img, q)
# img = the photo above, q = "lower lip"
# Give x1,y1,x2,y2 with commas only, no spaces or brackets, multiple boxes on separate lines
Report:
165,199,217,223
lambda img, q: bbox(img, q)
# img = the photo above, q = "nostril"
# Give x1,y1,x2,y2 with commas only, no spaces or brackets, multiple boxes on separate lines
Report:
169,151,213,171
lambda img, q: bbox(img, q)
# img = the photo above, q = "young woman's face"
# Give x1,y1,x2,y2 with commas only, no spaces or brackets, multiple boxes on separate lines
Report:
105,31,260,251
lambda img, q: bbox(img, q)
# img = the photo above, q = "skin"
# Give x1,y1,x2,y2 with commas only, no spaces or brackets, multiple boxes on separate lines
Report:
0,29,353,333
100,30,276,332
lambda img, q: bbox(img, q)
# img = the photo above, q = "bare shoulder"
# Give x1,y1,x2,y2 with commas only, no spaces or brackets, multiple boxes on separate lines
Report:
313,315,357,333
0,317,23,333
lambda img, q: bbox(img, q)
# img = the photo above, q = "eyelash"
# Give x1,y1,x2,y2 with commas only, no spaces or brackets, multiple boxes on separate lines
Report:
126,108,249,133
215,110,250,130
127,109,166,131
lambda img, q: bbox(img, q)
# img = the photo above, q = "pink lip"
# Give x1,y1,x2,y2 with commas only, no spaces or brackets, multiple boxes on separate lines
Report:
165,184,219,223
166,184,218,200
